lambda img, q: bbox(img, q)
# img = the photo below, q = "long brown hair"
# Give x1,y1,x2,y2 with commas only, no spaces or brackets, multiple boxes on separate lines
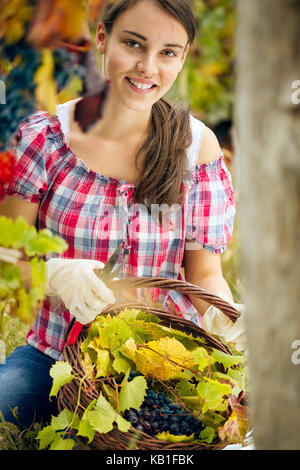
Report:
101,0,197,211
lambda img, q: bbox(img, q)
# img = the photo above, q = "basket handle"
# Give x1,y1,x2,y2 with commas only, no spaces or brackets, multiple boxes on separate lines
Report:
106,276,241,322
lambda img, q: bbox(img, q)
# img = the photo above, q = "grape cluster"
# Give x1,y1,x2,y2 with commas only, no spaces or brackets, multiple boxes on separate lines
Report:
124,371,204,438
0,41,85,151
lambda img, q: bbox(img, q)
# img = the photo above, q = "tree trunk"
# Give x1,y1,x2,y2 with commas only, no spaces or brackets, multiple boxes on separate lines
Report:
234,0,300,449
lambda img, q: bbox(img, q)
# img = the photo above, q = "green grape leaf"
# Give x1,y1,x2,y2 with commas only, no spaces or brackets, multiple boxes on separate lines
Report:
49,361,74,397
96,316,132,351
96,348,113,378
25,229,68,256
77,399,97,443
50,409,79,431
86,392,131,435
115,414,132,433
197,377,232,413
192,347,210,371
87,394,115,434
177,378,198,397
49,435,75,450
199,426,216,444
119,375,147,412
211,349,246,370
112,349,135,375
37,425,57,449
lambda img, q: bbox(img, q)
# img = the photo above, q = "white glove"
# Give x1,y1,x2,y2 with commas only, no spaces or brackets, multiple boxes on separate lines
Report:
202,291,248,352
45,258,115,325
0,246,22,264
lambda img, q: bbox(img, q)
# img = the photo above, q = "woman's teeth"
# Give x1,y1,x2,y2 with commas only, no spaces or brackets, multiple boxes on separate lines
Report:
127,78,154,90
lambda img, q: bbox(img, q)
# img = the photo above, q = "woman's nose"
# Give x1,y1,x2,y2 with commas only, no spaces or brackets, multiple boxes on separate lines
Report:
137,53,158,77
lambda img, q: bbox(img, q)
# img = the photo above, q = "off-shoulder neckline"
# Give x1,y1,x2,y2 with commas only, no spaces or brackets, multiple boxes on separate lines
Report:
32,104,225,188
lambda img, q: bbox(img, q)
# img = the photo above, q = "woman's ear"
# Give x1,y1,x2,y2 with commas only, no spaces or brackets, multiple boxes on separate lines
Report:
95,22,107,54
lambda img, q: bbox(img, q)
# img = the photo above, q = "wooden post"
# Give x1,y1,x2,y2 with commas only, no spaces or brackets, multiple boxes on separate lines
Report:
234,0,300,449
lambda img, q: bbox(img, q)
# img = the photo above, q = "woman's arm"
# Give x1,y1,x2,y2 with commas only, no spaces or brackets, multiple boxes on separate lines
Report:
0,195,39,289
0,194,39,226
183,124,233,315
183,247,233,315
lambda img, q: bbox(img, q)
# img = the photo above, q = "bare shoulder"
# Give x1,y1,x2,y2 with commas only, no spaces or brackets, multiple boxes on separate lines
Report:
197,125,222,166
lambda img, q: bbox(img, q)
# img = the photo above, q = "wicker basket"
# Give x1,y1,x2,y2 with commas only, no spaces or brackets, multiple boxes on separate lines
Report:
58,276,243,450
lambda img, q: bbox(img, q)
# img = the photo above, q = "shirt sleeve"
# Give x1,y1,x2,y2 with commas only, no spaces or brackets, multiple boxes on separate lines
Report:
6,112,54,203
185,154,236,254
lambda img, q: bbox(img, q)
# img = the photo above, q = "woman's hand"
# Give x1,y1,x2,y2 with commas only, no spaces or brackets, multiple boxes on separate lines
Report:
45,258,115,324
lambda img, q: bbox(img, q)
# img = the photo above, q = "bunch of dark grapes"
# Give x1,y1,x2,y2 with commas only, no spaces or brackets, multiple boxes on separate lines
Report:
124,371,205,439
0,42,85,151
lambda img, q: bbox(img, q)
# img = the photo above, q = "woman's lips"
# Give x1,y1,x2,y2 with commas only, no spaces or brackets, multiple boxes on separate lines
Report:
125,77,157,93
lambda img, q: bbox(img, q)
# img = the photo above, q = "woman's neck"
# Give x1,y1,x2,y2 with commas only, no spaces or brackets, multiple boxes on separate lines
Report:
75,89,152,144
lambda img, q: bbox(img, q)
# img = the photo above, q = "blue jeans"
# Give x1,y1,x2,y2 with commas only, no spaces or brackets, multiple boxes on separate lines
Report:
0,345,59,429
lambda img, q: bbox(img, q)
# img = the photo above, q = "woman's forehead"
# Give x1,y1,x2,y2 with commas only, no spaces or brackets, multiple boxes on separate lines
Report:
111,0,189,43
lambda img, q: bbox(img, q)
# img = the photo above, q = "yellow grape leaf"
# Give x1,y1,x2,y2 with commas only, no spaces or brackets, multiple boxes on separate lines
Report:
135,337,195,381
81,352,94,381
156,431,195,443
88,337,113,377
34,49,57,114
122,337,137,361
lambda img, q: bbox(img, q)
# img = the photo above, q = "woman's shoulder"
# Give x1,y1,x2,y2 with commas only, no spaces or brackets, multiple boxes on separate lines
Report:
14,108,63,149
188,114,223,171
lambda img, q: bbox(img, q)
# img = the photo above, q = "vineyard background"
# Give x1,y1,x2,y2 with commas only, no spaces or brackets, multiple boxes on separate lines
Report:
0,0,241,449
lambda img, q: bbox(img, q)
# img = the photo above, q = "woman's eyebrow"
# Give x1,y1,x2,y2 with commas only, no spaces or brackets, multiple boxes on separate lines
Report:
122,29,185,49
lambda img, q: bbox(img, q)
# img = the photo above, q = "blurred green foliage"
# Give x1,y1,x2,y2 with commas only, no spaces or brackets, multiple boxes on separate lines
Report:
168,0,236,126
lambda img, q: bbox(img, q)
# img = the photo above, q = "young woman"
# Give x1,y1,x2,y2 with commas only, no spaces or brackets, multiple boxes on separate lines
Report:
0,0,239,428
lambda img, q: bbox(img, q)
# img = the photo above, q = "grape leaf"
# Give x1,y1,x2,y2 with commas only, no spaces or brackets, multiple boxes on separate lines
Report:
112,349,135,374
49,361,74,397
81,352,95,380
115,414,132,433
197,377,232,413
76,399,97,443
156,431,195,442
96,348,113,378
199,426,216,444
87,393,115,434
177,378,198,397
49,435,75,451
135,337,195,381
119,375,147,412
122,336,137,361
37,425,57,449
96,316,132,351
87,393,131,434
218,395,250,444
50,409,79,431
192,347,210,371
211,349,246,370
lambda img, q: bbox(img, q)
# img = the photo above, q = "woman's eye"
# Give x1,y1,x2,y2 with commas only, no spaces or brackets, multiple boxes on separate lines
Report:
124,39,140,48
163,50,176,57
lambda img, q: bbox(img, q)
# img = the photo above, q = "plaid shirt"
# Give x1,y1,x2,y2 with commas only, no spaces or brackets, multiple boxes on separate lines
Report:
7,102,235,360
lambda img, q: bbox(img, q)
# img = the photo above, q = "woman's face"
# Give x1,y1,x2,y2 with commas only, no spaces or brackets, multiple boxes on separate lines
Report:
96,0,190,112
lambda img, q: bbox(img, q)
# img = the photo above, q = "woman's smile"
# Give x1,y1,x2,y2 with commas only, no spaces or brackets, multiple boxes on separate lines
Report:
125,76,158,93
